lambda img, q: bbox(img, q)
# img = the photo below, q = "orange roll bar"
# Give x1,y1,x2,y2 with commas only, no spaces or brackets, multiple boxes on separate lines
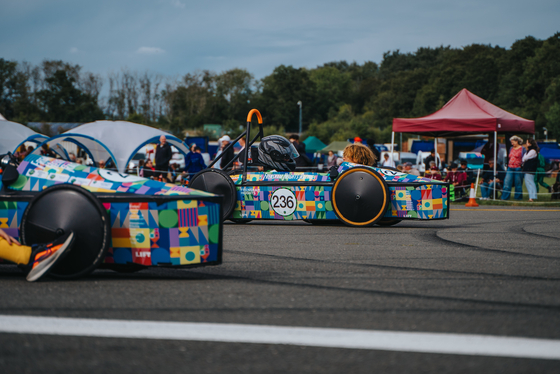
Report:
246,109,263,124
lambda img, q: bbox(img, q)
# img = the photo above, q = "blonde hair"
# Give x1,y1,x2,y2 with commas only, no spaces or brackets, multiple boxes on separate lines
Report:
343,143,376,166
509,135,523,145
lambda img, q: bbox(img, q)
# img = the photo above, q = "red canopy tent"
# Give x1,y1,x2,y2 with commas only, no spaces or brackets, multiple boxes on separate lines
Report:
392,88,535,137
391,89,535,200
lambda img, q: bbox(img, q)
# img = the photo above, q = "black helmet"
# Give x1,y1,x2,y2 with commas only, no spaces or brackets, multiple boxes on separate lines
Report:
258,135,299,171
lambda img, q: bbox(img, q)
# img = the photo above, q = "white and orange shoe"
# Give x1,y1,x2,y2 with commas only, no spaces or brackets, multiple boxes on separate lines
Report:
26,232,75,282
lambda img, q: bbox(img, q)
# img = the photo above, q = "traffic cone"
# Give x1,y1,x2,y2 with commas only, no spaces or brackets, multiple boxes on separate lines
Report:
465,183,479,207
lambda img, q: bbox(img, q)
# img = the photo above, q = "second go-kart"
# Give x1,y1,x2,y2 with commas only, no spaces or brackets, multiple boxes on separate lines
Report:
190,109,450,227
0,152,223,278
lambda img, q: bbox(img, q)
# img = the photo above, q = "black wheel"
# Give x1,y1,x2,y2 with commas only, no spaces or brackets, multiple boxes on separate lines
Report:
332,167,390,227
21,184,111,279
103,264,146,273
229,219,252,224
377,219,402,226
190,169,237,220
303,219,341,225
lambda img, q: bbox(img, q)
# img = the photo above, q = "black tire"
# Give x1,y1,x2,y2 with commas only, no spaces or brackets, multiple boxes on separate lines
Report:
377,219,402,226
332,167,390,227
103,264,146,273
303,219,341,225
229,219,252,224
190,169,237,221
21,184,111,279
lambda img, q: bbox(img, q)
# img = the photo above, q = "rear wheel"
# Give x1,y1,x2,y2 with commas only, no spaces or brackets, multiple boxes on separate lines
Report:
377,219,402,226
332,167,389,227
190,169,237,221
21,184,110,279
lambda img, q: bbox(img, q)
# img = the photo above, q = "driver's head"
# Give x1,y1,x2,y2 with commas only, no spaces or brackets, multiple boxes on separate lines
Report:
258,135,299,171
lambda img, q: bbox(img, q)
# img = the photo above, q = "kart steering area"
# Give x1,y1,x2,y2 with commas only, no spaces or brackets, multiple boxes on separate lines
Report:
190,109,393,227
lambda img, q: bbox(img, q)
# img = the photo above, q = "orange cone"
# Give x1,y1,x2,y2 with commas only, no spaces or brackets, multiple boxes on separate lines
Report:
465,183,479,207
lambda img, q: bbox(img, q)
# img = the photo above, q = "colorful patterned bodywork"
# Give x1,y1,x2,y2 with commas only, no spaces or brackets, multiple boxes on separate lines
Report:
229,162,449,221
0,155,223,267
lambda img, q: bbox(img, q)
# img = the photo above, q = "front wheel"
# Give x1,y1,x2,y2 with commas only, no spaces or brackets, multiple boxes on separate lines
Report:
20,184,111,279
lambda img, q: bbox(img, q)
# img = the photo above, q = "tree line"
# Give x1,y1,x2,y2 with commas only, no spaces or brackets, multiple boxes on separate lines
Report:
1,33,559,142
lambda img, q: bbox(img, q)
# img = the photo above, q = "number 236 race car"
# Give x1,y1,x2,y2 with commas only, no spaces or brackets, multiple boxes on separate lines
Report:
190,109,450,227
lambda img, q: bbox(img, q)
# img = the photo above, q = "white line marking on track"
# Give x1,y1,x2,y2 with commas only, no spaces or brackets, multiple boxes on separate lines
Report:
1,315,559,360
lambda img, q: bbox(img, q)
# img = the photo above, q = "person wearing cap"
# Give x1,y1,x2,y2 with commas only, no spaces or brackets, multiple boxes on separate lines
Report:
219,135,235,170
426,163,442,180
403,162,420,176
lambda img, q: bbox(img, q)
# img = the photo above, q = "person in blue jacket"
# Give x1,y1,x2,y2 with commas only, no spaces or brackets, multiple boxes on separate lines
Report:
184,144,207,179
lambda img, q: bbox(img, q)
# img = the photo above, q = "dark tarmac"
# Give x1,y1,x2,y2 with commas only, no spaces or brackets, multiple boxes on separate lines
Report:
1,207,559,373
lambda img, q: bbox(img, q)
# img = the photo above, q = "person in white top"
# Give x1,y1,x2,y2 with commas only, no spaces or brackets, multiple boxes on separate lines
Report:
381,153,395,168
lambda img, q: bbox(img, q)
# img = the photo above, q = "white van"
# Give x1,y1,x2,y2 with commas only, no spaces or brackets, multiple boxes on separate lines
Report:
415,151,441,173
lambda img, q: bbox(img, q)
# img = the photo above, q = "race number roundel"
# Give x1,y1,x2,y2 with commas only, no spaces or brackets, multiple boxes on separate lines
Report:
270,188,297,217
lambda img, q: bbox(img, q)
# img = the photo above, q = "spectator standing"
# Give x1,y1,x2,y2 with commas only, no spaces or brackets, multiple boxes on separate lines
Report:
522,138,539,202
326,150,338,168
501,135,525,201
289,134,311,167
219,135,234,170
155,135,172,181
534,153,551,193
184,145,207,177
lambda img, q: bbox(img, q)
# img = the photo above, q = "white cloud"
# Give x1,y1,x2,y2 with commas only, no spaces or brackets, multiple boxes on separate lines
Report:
136,46,165,55
172,0,185,9
69,47,79,54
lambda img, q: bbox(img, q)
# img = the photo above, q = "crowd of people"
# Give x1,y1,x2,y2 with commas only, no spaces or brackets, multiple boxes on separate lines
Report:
15,134,556,202
397,136,557,202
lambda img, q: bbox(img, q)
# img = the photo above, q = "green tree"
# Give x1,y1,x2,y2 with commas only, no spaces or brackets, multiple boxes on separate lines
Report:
256,65,317,131
37,69,103,122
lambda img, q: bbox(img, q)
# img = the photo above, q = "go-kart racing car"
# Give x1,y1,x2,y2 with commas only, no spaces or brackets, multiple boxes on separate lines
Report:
190,109,450,227
0,152,223,278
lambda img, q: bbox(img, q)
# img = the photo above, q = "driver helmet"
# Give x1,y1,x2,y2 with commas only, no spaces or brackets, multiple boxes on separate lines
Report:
258,135,299,171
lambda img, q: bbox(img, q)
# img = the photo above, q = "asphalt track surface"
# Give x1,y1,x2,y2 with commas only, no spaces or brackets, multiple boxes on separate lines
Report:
1,207,559,373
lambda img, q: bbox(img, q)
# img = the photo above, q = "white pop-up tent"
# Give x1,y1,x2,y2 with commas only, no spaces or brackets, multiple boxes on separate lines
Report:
35,121,189,173
0,117,47,155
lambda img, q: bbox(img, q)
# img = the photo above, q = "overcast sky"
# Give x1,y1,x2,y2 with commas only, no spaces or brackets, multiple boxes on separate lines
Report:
1,0,558,80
